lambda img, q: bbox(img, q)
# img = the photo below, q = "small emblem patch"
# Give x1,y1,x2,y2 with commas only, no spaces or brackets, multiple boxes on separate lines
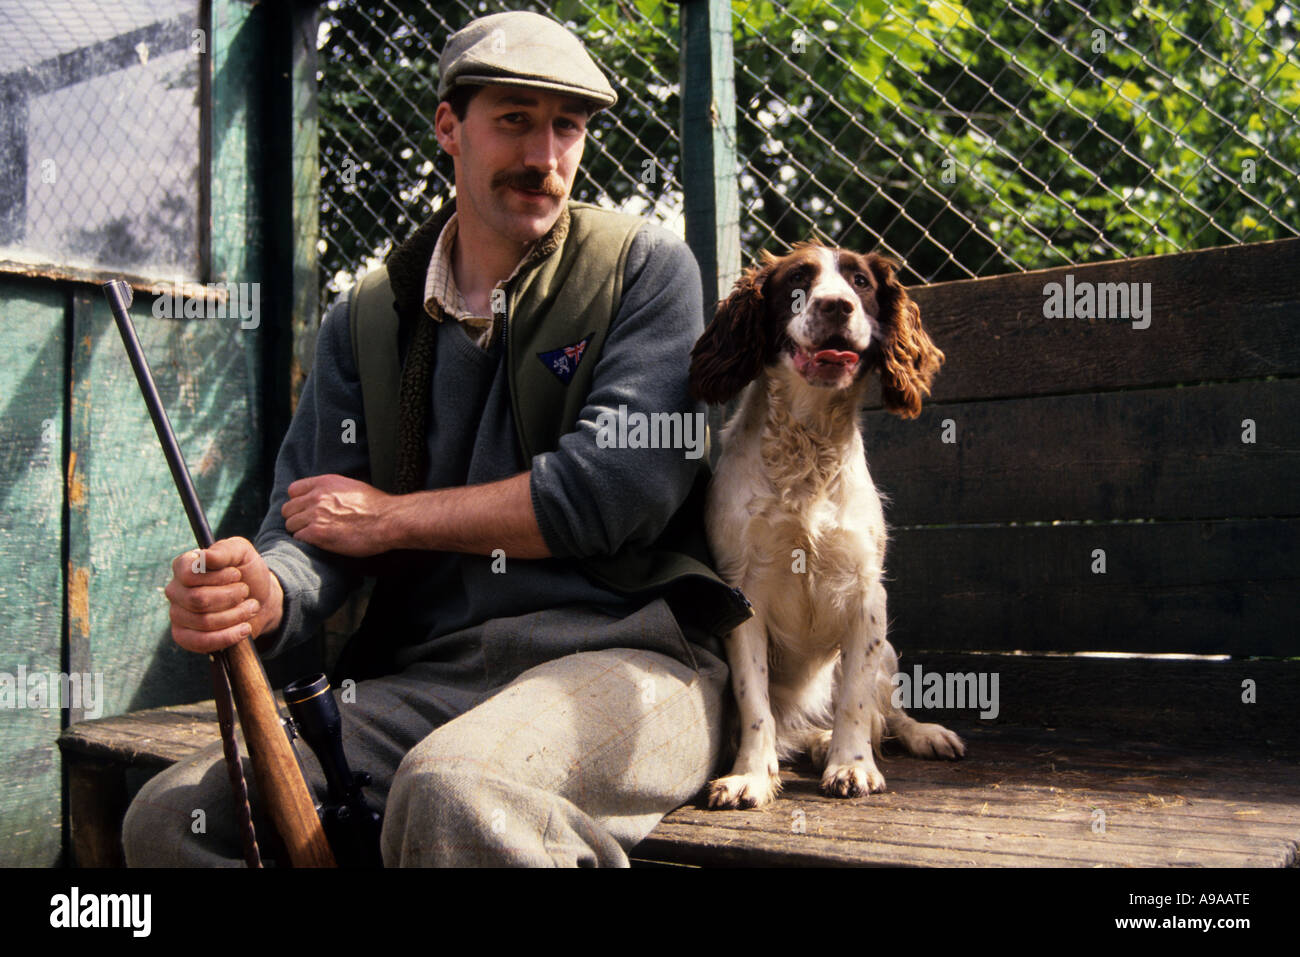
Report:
537,333,593,385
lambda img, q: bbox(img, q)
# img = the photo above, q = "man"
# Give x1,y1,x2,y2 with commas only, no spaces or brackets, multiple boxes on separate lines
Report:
122,11,749,866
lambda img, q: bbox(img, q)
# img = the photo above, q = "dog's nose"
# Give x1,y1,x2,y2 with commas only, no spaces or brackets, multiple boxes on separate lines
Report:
814,296,855,323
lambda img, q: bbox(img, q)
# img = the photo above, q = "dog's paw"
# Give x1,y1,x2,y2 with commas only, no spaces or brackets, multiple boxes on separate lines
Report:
821,762,886,798
707,772,781,810
900,722,966,760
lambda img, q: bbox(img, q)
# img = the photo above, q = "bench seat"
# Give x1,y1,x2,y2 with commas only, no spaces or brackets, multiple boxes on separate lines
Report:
58,704,1300,867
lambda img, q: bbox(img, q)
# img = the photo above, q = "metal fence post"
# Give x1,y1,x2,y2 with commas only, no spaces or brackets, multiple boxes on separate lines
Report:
675,0,741,320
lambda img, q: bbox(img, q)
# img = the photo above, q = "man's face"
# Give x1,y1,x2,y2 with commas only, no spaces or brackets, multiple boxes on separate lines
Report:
436,84,590,246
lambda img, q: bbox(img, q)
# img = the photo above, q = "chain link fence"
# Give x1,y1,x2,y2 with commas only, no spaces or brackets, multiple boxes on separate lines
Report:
317,0,1299,291
0,0,202,280
317,0,684,295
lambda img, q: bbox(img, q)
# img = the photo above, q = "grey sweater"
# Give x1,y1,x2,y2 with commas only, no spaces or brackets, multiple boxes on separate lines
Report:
252,220,709,663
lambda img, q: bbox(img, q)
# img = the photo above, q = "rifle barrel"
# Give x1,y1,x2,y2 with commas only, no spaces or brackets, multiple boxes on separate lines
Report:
100,279,336,868
102,280,214,548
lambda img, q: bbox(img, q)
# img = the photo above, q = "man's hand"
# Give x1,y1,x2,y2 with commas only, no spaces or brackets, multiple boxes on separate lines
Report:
282,474,395,557
164,537,284,653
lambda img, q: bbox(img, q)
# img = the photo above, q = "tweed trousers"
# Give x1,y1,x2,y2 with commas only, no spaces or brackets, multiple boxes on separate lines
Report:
121,599,729,867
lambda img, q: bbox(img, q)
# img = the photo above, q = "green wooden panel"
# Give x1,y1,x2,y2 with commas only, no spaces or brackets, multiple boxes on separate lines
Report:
864,380,1300,524
679,0,741,311
211,0,261,287
0,281,67,865
72,287,262,716
59,0,275,716
68,2,269,717
884,519,1299,656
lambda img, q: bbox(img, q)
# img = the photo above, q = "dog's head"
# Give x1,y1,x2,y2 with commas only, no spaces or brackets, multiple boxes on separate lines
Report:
688,243,943,417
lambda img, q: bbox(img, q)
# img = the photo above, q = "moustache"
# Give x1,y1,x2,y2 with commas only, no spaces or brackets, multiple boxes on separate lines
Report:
494,170,565,197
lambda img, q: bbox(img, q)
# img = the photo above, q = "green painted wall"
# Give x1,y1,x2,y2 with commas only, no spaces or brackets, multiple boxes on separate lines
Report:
0,0,317,865
0,283,67,866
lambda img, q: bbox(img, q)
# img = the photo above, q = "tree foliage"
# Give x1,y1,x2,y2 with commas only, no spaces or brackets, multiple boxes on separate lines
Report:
317,0,1299,288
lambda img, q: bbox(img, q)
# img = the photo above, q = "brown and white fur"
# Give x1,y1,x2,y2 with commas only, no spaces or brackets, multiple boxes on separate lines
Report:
689,242,964,809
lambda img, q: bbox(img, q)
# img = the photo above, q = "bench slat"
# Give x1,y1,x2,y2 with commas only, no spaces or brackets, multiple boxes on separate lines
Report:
58,701,1300,868
874,238,1300,405
884,519,1299,655
865,379,1300,524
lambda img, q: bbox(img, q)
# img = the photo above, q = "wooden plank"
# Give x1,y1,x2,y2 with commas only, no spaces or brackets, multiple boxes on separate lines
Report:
864,379,1300,524
210,0,260,285
642,814,1289,867
72,285,262,715
66,294,93,725
61,701,1300,867
679,0,742,312
57,695,286,767
53,0,273,724
883,519,1299,655
67,758,128,867
648,809,1292,867
0,281,67,866
60,713,221,767
642,729,1300,867
871,238,1300,405
896,655,1300,752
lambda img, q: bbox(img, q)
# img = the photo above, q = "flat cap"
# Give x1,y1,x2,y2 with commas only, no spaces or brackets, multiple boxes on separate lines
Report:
437,11,617,111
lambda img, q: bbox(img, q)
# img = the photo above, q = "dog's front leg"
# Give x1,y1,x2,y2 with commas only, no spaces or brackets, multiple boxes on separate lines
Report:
708,613,781,809
822,593,888,797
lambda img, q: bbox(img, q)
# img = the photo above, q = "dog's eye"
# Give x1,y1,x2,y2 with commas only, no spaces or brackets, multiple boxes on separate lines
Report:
853,272,870,287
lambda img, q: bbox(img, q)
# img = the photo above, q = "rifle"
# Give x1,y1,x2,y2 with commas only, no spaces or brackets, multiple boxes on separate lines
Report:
103,280,336,868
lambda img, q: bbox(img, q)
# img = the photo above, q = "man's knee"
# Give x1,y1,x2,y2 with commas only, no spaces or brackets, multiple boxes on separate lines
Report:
382,752,626,866
122,770,172,867
384,754,532,865
122,744,248,868
122,763,209,867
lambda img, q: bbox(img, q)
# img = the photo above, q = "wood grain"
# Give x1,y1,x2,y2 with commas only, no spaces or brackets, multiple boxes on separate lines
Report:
867,238,1300,405
0,281,68,866
639,725,1300,867
883,519,1299,655
61,684,1300,867
223,640,335,867
864,379,1300,524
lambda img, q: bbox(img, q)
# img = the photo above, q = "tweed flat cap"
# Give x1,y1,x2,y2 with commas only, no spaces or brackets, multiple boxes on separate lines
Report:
437,11,617,110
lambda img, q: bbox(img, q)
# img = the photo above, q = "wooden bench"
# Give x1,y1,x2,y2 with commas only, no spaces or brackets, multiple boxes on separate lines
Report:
56,671,1300,867
58,239,1300,866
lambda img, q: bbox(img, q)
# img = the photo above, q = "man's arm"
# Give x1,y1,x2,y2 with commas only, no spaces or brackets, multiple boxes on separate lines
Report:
283,224,705,566
282,470,550,558
249,299,371,657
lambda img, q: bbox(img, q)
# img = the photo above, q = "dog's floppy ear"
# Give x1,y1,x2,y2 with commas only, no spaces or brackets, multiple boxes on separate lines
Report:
689,254,777,404
868,253,944,419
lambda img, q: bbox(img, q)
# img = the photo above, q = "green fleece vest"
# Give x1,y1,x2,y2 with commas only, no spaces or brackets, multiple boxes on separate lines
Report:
347,202,752,640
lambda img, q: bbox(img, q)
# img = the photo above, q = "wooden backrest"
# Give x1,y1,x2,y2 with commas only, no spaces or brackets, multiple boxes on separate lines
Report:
863,239,1299,657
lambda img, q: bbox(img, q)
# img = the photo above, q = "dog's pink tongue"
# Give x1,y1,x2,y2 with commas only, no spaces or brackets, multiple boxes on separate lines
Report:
813,349,859,367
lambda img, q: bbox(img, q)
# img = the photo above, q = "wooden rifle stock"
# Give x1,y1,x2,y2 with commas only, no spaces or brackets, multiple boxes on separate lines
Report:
102,280,335,868
223,640,336,867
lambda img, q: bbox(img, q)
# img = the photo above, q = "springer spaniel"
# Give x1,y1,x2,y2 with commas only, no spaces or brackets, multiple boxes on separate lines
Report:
689,242,964,809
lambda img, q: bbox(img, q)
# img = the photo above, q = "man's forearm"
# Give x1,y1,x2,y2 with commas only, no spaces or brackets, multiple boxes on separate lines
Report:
385,470,552,559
